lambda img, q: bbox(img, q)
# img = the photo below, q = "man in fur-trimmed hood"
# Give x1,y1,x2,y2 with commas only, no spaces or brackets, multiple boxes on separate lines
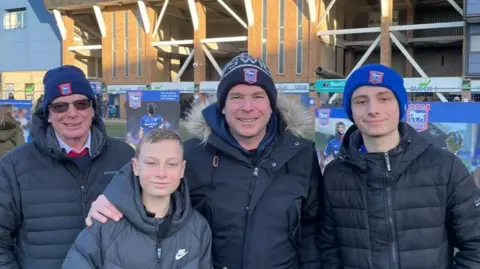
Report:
86,53,323,269
182,53,322,269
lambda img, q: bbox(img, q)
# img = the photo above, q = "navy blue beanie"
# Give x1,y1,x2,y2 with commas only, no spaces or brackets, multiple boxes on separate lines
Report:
217,53,277,111
343,64,407,123
42,65,96,114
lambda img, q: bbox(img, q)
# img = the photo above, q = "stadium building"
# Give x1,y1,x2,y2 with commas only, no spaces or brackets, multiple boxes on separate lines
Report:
32,0,478,117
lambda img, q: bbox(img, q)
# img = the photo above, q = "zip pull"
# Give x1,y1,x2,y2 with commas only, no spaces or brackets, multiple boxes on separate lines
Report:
253,167,258,176
157,246,162,261
384,153,391,172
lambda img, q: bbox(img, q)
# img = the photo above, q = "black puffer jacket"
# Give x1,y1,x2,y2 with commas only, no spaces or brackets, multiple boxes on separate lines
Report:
319,122,480,269
0,110,134,269
183,95,322,269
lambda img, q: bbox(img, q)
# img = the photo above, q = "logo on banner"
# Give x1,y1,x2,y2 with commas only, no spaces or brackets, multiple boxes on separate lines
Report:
369,71,384,84
406,103,430,132
128,92,143,109
58,83,72,95
317,109,331,125
243,68,258,84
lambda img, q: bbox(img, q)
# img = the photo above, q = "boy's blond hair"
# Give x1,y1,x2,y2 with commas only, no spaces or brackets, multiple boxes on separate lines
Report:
135,128,183,158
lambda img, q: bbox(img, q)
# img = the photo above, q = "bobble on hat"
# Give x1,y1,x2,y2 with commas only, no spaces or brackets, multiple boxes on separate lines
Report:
216,53,277,111
342,64,408,123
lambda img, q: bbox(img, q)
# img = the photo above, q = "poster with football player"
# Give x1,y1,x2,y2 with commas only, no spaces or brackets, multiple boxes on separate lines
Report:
125,90,180,149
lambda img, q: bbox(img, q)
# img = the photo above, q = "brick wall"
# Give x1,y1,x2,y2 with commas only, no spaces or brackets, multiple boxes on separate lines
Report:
249,0,319,83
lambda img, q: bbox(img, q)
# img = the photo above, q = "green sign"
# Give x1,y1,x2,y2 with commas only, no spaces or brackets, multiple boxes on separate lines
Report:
315,79,346,93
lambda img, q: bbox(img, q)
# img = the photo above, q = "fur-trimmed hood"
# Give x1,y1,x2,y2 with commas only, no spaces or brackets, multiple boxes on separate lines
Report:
185,93,313,144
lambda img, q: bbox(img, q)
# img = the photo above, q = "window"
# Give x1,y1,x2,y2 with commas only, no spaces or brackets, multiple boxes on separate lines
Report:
296,0,303,75
87,57,101,79
261,0,267,64
24,83,34,100
112,13,117,78
5,83,14,98
124,11,129,78
471,35,480,52
3,8,26,30
136,9,143,78
278,0,285,75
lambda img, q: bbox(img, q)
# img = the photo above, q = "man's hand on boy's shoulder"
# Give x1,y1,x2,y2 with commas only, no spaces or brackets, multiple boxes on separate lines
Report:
86,194,123,227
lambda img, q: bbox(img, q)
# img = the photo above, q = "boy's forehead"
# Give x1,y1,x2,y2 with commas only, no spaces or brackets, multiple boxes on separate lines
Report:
353,86,393,97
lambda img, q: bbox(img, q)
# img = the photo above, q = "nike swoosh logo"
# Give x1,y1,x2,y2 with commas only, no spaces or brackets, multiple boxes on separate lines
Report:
175,252,188,260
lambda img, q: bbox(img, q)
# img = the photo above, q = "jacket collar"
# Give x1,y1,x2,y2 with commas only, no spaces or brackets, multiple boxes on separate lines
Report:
56,130,92,156
30,109,108,160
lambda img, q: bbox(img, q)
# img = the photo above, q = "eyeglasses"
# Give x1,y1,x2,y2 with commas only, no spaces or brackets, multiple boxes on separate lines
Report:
49,99,92,113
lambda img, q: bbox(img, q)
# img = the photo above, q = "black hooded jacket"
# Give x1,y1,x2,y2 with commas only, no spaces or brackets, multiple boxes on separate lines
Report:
319,122,480,269
0,110,134,269
61,164,212,269
183,95,322,269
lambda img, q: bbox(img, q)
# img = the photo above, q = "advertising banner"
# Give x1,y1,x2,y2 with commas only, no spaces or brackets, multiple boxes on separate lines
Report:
315,77,463,93
107,85,146,94
0,100,33,143
315,103,480,176
315,79,346,93
471,80,480,93
150,82,195,93
125,90,180,149
276,83,310,108
199,81,219,93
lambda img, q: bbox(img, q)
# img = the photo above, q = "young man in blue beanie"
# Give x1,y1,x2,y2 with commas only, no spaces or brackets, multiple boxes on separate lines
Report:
318,63,480,268
0,65,134,269
86,52,323,269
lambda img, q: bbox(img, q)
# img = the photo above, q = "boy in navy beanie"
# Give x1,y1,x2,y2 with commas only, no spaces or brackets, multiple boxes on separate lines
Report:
42,65,96,115
217,52,277,110
343,63,408,123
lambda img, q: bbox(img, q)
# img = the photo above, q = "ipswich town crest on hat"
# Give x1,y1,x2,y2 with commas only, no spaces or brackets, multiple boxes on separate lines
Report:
243,68,258,84
369,70,384,84
58,83,72,96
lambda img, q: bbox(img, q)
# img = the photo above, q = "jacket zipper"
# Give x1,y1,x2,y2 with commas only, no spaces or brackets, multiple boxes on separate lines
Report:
65,162,90,218
384,152,399,269
156,238,162,263
240,167,258,268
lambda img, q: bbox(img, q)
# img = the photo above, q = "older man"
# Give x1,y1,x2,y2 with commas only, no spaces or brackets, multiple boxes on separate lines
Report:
0,65,134,269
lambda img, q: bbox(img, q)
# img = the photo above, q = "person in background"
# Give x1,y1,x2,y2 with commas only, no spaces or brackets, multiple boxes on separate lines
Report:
319,64,480,268
85,53,322,269
103,99,108,119
0,104,24,157
62,128,212,269
35,95,44,112
0,65,134,269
